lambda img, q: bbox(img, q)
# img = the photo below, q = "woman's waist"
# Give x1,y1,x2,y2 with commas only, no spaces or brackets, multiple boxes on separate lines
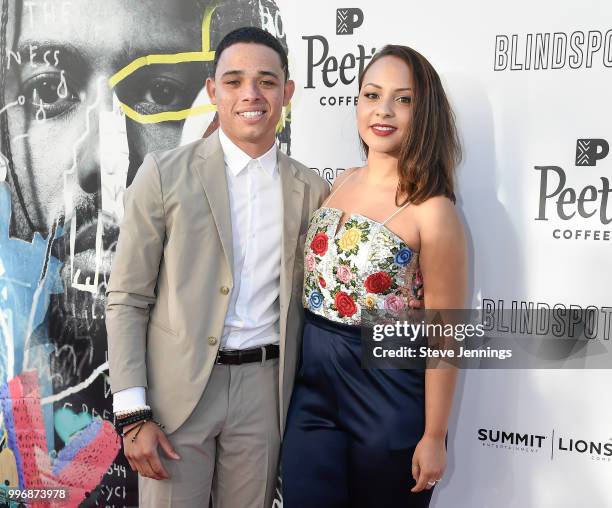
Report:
304,309,362,339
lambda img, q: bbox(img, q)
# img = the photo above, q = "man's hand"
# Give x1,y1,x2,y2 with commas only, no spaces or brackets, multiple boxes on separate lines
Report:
122,421,180,480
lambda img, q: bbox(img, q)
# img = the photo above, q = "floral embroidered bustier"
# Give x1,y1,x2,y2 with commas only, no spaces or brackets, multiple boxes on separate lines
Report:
303,207,424,325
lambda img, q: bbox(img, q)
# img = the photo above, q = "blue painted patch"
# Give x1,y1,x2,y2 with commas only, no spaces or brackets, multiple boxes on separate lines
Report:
54,407,94,445
0,182,65,453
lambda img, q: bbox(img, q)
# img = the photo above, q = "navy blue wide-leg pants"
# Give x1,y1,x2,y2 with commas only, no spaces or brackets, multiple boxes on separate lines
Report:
281,311,434,508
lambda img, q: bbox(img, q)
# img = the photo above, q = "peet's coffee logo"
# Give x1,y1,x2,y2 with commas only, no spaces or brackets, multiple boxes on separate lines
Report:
302,35,376,105
303,9,376,106
336,8,363,35
535,138,612,241
576,139,609,166
478,427,612,463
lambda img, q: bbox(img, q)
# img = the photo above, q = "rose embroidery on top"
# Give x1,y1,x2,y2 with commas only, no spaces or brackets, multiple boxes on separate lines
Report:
384,294,406,314
310,232,328,256
364,272,392,294
305,252,316,272
338,227,361,252
334,291,357,318
336,265,352,284
394,248,412,266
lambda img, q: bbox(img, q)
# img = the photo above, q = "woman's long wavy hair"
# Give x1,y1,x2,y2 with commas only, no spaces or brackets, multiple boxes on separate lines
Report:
358,45,461,205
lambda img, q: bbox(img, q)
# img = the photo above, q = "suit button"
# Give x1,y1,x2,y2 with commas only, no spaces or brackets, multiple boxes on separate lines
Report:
220,286,230,295
208,336,217,346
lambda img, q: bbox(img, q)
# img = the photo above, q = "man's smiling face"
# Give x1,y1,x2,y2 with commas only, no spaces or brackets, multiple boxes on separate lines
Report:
206,42,294,156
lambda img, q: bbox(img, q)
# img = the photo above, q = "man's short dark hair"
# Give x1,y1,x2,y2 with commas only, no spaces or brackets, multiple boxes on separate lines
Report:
213,26,289,80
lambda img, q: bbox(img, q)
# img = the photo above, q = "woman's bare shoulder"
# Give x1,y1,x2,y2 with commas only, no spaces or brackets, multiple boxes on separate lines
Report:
413,195,463,242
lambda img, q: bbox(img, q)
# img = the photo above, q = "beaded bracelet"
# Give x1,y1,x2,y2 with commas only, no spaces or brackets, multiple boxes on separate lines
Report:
115,405,152,419
114,409,153,434
115,408,152,423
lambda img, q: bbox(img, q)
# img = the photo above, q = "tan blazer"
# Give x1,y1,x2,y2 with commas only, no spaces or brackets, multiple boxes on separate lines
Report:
106,131,329,434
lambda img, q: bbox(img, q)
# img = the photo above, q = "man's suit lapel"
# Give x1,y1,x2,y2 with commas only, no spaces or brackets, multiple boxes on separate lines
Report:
279,151,305,316
193,131,234,281
278,150,305,428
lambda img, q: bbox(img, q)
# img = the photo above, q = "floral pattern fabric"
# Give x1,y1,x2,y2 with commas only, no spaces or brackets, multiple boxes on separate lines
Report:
303,207,424,325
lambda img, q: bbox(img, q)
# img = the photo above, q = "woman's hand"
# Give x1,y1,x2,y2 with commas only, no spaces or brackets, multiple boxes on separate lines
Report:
411,434,446,492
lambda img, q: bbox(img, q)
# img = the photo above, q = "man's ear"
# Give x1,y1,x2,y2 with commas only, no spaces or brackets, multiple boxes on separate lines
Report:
283,79,295,106
205,77,217,105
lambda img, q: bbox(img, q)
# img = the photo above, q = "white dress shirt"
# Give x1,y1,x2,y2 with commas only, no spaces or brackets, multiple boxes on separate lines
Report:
113,128,283,413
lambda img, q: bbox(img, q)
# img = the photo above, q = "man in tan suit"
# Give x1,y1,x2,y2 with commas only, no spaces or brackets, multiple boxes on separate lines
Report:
106,27,328,507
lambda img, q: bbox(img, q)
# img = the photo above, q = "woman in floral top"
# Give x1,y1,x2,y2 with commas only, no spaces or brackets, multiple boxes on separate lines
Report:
281,45,466,508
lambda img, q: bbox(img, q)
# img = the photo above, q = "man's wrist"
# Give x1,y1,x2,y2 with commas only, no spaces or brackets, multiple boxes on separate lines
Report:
121,420,148,435
113,407,153,435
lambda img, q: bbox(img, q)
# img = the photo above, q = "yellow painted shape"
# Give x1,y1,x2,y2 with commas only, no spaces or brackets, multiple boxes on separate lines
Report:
276,103,291,132
109,52,214,89
108,3,218,124
119,102,216,124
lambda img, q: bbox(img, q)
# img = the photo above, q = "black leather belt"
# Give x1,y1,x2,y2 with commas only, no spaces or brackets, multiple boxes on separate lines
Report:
215,344,280,365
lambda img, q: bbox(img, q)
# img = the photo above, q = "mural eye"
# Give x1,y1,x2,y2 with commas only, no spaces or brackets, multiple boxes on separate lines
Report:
139,77,189,110
23,73,79,118
34,78,59,103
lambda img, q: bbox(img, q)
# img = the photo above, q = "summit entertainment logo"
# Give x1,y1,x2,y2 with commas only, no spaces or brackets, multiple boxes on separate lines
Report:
478,428,546,453
535,138,611,240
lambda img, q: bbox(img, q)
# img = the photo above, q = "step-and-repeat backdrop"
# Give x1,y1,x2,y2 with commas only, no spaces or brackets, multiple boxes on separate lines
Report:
0,0,610,506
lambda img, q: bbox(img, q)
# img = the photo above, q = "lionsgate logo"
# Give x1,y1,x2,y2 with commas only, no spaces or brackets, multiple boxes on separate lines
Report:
535,138,611,241
336,8,364,35
478,428,612,463
556,434,612,463
303,8,376,107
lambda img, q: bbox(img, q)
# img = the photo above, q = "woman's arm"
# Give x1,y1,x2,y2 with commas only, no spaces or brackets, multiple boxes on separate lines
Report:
411,195,467,492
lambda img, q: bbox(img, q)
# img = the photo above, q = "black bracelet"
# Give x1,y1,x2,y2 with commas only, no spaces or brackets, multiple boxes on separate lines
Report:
116,416,147,436
114,409,153,434
115,408,153,423
115,412,152,430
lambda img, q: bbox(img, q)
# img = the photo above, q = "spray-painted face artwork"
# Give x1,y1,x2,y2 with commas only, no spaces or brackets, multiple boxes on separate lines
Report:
0,0,288,504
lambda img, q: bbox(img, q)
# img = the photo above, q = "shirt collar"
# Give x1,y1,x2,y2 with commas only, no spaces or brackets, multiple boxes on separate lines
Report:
218,127,278,177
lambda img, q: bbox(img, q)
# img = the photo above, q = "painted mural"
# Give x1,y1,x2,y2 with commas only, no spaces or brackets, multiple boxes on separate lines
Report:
0,1,289,505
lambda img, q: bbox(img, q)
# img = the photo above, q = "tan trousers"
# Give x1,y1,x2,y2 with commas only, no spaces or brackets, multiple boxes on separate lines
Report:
139,358,280,508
